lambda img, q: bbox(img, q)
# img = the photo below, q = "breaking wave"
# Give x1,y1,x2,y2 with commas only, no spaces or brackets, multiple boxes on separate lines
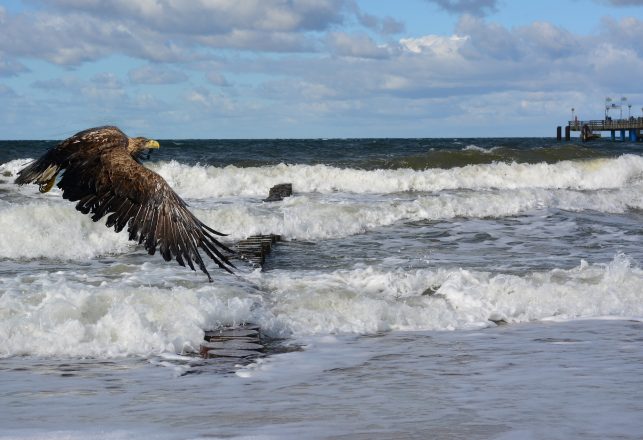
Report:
1,182,641,260
1,255,640,357
150,154,643,198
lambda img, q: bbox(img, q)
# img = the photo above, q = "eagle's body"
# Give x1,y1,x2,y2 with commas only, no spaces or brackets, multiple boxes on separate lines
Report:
15,126,234,281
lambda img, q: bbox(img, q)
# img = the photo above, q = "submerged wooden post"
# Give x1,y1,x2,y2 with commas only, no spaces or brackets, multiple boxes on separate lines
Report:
564,125,570,141
234,234,281,267
201,324,264,360
556,126,562,141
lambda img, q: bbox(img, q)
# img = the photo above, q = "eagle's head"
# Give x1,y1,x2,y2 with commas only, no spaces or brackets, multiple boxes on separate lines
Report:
127,136,160,155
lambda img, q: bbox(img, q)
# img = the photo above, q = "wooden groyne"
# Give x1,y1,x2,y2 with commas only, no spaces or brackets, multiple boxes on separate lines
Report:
193,184,294,370
233,234,281,267
195,323,300,374
201,324,264,360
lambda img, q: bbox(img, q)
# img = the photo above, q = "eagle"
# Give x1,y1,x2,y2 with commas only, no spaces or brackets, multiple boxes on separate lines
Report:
15,126,235,281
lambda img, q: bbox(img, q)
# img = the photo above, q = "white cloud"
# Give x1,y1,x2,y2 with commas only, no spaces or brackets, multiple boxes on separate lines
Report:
598,0,643,5
38,0,348,36
425,0,498,16
0,0,354,65
129,64,188,84
356,11,405,35
328,32,395,59
600,16,643,56
0,84,17,97
0,54,28,76
2,0,643,138
400,35,468,56
205,72,230,87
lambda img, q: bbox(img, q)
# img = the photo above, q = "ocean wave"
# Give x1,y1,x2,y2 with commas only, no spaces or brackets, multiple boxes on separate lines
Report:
4,155,642,200
149,154,643,198
0,201,131,259
462,144,498,153
250,254,643,335
1,181,641,260
1,255,640,357
0,273,262,358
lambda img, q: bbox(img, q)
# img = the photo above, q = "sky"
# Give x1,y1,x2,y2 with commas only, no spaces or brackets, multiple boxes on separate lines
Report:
1,0,642,139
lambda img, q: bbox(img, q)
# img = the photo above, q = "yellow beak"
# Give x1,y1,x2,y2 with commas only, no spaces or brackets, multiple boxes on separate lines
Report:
146,139,160,149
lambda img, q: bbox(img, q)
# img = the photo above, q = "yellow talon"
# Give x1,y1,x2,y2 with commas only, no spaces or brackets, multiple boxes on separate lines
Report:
39,176,56,193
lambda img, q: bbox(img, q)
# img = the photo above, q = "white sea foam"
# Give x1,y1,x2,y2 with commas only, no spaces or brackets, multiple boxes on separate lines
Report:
0,158,32,176
462,144,498,153
1,180,641,260
0,271,263,358
150,154,643,198
0,255,640,357
5,155,643,201
0,201,131,259
250,254,643,335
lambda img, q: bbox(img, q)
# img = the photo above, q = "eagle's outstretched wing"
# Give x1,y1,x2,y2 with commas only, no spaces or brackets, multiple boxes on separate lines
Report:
16,126,235,281
15,126,128,192
59,147,235,281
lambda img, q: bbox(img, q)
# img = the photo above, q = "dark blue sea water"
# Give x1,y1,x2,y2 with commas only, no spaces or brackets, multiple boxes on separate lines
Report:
0,137,642,439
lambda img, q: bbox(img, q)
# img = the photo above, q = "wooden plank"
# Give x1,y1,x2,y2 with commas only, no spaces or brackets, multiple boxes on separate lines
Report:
218,328,259,338
233,235,281,266
201,341,264,351
206,349,260,359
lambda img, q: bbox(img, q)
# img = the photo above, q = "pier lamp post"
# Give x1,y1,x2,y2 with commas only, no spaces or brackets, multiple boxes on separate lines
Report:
620,97,627,119
628,104,632,118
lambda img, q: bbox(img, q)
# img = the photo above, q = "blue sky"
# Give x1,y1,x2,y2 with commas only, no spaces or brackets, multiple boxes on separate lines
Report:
1,0,642,139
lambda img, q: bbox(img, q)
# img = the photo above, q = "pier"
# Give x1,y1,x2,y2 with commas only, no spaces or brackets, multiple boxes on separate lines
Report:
558,98,643,142
558,118,643,142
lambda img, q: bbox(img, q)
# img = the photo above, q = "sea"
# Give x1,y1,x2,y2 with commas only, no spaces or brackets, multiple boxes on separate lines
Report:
0,137,642,439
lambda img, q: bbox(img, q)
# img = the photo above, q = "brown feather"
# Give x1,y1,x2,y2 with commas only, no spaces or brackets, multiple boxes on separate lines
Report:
15,126,235,280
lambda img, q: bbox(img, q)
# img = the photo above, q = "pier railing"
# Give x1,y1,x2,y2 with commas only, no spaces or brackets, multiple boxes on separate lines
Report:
568,118,643,131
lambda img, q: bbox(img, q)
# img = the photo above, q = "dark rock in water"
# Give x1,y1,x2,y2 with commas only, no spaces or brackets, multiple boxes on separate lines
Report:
264,183,292,202
421,285,441,296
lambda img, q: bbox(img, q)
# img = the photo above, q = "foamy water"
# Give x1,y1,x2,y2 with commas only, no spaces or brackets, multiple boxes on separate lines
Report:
1,255,640,358
2,155,642,259
1,139,641,439
150,154,643,197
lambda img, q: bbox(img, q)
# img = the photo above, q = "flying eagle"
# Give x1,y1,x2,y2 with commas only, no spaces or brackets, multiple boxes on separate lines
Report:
15,126,235,281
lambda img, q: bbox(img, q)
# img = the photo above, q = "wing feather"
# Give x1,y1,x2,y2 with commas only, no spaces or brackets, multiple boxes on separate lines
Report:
56,144,234,280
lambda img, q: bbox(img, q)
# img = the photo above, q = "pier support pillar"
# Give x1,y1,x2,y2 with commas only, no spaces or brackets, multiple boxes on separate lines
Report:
611,130,616,141
564,126,570,141
629,130,637,142
620,130,626,141
556,126,562,141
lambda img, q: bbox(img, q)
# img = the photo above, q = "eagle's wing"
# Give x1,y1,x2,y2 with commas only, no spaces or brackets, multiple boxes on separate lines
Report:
58,146,235,281
14,126,127,191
